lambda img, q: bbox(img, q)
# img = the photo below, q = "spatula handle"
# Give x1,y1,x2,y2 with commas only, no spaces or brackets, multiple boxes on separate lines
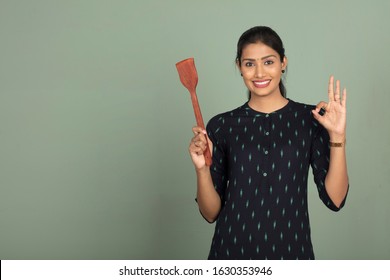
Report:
190,90,212,166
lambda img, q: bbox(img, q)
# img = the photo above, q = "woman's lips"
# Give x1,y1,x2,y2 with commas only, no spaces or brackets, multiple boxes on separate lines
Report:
253,80,271,88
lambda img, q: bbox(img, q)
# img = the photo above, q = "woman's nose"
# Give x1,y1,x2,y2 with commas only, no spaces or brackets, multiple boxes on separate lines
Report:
255,64,265,78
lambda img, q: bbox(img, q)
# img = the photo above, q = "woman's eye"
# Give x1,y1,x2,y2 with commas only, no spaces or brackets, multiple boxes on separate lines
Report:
245,62,255,67
264,60,274,65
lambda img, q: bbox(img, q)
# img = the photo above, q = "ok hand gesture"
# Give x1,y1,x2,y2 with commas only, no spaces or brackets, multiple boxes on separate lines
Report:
312,75,347,142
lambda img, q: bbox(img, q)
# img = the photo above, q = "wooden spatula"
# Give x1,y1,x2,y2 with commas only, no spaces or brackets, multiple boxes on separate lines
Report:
176,58,212,166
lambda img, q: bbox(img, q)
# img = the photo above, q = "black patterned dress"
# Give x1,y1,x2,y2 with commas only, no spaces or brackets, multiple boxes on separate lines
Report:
205,99,347,260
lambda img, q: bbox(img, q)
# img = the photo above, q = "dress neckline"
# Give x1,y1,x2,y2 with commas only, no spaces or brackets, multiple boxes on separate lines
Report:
243,98,293,116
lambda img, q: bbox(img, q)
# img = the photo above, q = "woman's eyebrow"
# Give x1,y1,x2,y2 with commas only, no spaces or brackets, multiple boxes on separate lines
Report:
261,55,277,60
242,55,277,61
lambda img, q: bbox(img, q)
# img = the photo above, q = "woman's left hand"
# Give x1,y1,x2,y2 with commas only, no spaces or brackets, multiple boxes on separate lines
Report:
312,75,347,142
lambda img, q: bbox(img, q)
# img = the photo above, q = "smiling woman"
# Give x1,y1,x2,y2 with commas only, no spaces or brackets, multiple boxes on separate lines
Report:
188,26,349,260
236,26,287,101
238,43,288,113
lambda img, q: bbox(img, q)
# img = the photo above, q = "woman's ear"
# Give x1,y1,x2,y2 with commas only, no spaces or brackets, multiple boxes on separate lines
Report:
236,59,242,76
282,56,288,71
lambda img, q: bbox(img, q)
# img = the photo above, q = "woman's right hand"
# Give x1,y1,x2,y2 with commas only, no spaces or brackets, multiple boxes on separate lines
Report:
189,126,213,170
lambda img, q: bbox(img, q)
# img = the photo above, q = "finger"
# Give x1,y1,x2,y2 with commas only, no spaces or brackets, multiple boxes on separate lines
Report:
193,131,207,144
341,88,347,107
328,75,334,102
315,101,328,110
314,101,328,116
312,108,322,120
335,79,341,102
189,145,204,156
199,138,208,147
189,138,204,150
192,126,207,136
192,134,209,153
191,139,207,153
193,139,206,148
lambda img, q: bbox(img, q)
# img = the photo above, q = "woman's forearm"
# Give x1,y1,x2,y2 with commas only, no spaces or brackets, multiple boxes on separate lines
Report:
196,167,221,223
325,143,349,208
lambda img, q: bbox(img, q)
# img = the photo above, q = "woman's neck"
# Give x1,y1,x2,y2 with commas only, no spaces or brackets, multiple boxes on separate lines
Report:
248,95,288,114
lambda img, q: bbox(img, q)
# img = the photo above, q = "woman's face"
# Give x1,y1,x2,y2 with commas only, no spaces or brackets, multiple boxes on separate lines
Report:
238,42,287,99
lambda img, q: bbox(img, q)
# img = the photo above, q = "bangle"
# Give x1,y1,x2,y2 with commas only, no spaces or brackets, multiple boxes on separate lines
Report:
329,141,345,147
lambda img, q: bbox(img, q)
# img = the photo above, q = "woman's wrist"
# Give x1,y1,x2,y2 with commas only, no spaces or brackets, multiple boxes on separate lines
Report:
328,132,346,143
329,141,346,147
327,132,346,148
196,165,210,175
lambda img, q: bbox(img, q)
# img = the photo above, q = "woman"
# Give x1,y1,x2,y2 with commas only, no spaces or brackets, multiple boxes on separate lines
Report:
189,26,349,259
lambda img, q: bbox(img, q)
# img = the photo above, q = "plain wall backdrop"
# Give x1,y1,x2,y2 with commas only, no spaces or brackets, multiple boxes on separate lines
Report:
0,0,389,259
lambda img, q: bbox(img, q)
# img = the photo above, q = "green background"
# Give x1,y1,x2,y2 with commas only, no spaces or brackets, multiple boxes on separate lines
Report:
1,0,389,259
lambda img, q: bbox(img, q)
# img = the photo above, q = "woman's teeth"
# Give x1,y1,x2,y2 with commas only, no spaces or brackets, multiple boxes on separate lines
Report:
253,80,271,87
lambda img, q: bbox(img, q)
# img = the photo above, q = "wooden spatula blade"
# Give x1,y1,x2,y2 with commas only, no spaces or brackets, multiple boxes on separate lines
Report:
175,58,198,91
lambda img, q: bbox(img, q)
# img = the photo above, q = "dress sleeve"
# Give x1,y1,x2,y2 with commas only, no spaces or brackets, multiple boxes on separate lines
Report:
206,116,228,201
310,122,348,211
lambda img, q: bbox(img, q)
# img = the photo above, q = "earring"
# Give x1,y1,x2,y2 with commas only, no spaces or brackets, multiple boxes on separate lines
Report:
241,73,243,76
282,70,285,73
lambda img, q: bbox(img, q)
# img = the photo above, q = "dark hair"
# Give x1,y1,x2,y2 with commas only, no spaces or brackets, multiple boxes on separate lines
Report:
236,26,287,99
